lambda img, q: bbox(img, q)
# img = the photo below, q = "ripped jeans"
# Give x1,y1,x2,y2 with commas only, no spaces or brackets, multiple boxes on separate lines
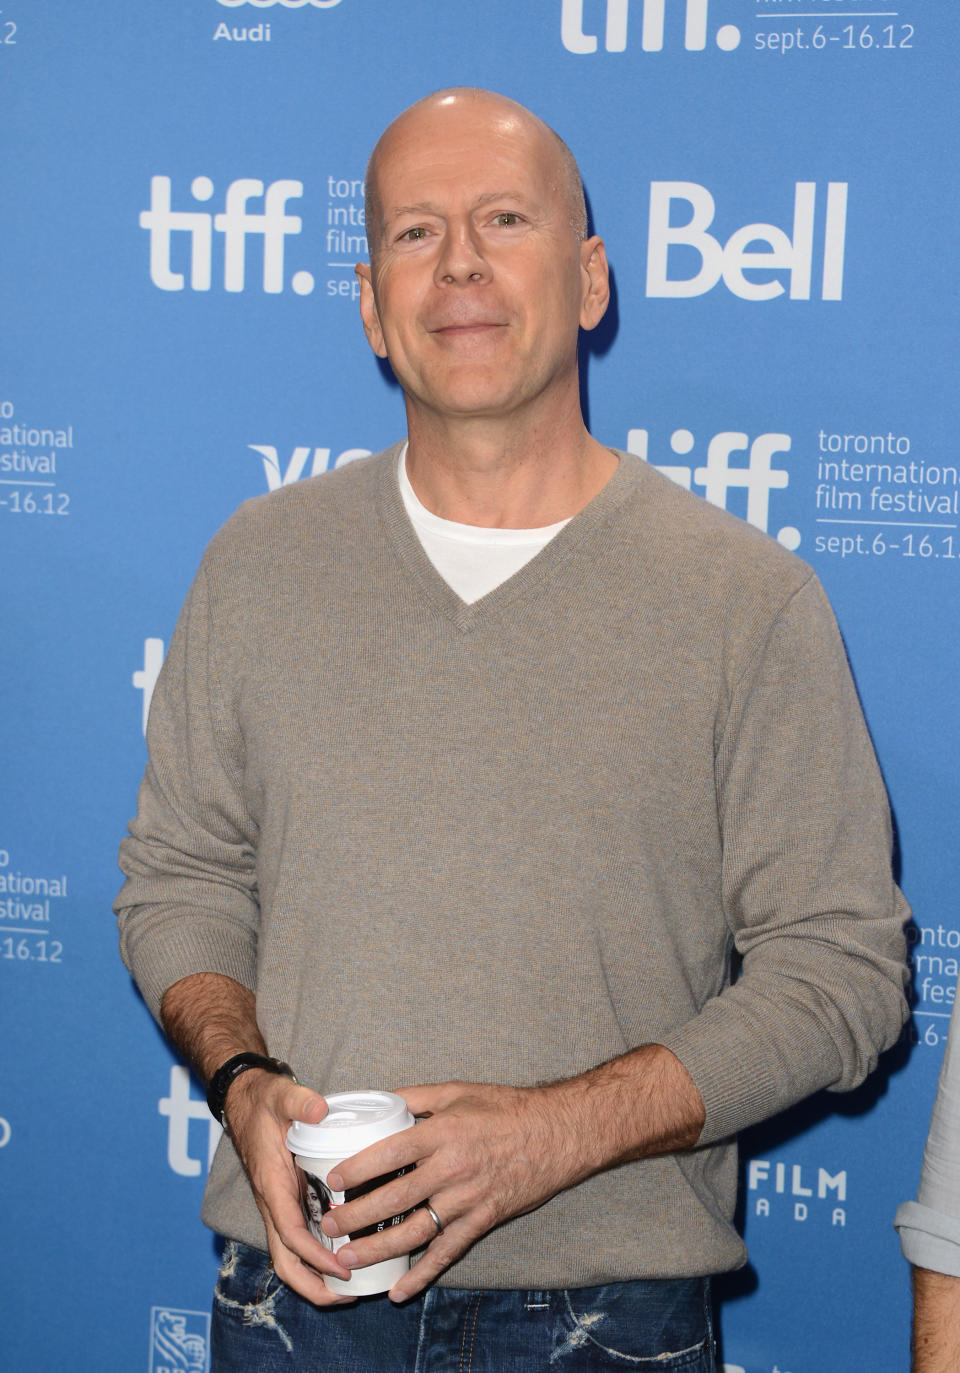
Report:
211,1240,716,1371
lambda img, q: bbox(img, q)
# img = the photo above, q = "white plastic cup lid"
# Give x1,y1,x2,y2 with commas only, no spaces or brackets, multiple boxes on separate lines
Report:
286,1090,414,1158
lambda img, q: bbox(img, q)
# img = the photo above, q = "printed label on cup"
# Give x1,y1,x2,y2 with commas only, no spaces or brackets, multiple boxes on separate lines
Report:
300,1165,414,1251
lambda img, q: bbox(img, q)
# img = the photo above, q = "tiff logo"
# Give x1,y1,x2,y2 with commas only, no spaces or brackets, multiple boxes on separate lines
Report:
134,638,165,737
159,1064,223,1177
250,442,371,491
140,176,317,294
627,427,799,549
561,0,741,53
647,181,848,301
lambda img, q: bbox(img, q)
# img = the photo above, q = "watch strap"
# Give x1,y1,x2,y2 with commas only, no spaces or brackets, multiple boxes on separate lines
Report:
206,1051,297,1127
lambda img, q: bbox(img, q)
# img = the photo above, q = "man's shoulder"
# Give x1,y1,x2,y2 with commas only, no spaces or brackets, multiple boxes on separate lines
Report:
612,449,813,601
212,443,398,554
226,447,395,538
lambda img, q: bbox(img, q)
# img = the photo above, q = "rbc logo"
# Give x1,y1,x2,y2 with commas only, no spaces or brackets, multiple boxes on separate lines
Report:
140,176,315,294
149,1307,210,1373
561,0,741,54
646,182,848,301
628,426,799,549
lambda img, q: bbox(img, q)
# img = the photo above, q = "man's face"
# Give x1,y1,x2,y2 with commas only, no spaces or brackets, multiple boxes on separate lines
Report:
356,96,607,427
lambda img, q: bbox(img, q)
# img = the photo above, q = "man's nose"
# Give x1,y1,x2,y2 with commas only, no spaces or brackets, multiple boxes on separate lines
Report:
434,225,490,286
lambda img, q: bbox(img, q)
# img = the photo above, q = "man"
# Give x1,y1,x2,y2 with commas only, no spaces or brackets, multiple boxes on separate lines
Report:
896,988,960,1371
116,89,909,1370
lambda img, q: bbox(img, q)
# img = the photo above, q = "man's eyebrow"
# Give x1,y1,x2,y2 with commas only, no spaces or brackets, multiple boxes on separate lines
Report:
385,202,443,221
471,190,537,210
385,191,538,222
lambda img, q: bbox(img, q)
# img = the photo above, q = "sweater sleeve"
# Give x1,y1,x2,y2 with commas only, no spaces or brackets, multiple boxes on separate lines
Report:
895,976,960,1274
114,557,260,1021
661,573,909,1145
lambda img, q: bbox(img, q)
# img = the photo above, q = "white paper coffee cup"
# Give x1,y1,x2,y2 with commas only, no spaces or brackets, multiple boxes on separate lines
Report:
287,1090,415,1297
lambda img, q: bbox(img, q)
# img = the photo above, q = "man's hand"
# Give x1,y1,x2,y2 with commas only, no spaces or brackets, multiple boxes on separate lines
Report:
321,1081,591,1300
159,976,704,1305
223,1069,358,1305
159,973,357,1306
320,1045,705,1302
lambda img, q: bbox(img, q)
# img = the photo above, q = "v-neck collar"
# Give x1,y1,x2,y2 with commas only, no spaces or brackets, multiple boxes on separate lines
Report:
375,441,640,632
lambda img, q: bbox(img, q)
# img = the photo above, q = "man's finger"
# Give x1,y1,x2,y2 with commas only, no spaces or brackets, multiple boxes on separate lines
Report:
255,1172,349,1277
329,1118,436,1191
262,1213,355,1307
387,1221,475,1303
394,1082,461,1116
335,1204,447,1271
272,1079,328,1125
320,1162,434,1238
259,1167,355,1282
277,1223,354,1283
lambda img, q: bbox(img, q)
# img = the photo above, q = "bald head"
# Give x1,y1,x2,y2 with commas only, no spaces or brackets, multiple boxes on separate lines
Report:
364,88,588,258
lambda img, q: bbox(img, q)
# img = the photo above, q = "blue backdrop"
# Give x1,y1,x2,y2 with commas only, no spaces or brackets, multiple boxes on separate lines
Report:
2,2,955,1369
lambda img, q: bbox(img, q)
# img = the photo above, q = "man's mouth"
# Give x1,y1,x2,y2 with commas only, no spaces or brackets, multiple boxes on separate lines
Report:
430,321,506,336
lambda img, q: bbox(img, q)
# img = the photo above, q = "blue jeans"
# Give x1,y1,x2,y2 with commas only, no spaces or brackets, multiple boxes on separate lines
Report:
211,1240,716,1371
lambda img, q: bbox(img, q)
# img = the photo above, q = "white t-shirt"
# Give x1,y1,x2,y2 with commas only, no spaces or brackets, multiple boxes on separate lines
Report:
895,976,960,1275
398,447,570,604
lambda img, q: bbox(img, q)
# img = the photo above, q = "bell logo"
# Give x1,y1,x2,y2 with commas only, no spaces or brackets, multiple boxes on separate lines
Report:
628,426,799,549
646,181,848,300
561,0,741,54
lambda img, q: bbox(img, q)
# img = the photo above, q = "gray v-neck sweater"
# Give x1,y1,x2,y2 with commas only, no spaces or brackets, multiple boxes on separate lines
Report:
117,444,907,1286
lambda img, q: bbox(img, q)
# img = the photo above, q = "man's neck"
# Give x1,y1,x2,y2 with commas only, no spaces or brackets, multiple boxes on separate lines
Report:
403,403,618,530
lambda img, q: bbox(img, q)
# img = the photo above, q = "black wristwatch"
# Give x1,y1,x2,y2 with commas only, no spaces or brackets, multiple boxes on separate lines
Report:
206,1052,297,1128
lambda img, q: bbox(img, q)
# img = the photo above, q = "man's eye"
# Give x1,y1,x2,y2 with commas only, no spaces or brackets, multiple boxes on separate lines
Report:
400,226,428,241
494,213,521,227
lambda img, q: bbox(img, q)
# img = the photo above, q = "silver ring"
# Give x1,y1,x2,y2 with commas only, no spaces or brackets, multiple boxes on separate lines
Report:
424,1202,444,1235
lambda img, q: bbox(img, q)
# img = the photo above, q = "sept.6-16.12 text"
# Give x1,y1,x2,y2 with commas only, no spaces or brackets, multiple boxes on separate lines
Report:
755,23,914,54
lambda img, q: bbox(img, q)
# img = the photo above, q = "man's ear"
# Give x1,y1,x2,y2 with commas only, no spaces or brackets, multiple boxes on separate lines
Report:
579,236,610,332
356,263,388,358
